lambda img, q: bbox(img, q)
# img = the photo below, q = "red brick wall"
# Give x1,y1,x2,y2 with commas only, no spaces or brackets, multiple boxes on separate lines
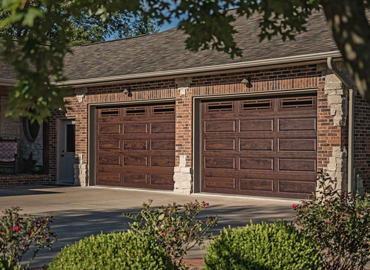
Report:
48,64,344,187
0,174,50,187
354,92,370,190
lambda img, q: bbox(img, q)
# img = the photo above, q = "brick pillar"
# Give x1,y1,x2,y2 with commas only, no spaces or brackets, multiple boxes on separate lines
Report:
173,78,193,194
71,91,89,186
320,70,347,191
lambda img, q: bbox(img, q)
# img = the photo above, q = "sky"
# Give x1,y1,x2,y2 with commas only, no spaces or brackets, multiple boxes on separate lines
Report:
159,19,179,32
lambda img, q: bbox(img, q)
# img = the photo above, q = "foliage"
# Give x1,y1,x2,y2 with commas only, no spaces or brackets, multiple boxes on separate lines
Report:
0,0,157,123
204,221,322,270
47,231,174,270
123,200,218,269
1,1,370,121
294,171,370,270
0,207,56,268
0,2,158,46
0,259,20,270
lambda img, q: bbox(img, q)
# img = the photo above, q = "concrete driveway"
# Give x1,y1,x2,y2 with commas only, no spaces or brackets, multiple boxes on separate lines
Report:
0,185,298,268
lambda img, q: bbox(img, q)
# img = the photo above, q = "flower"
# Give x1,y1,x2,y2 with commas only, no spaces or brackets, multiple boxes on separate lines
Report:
190,201,193,205
12,226,20,231
161,232,165,235
292,204,297,209
203,202,210,207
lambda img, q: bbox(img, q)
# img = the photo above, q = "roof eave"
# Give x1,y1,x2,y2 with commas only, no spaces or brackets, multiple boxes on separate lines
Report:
59,50,342,88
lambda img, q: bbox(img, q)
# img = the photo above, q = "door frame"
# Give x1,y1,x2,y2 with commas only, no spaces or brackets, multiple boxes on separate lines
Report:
57,118,76,184
192,88,317,194
88,98,176,186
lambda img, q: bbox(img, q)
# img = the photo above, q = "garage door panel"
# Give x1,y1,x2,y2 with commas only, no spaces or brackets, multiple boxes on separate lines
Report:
240,158,274,171
202,94,317,198
98,155,121,166
123,173,148,184
123,140,148,150
239,139,274,151
124,156,148,166
279,158,316,172
204,139,235,151
151,122,175,133
239,179,274,191
279,180,316,194
150,174,174,187
124,123,148,134
205,177,236,189
98,172,121,184
151,156,175,167
204,121,236,133
279,118,316,131
98,124,121,135
96,104,175,189
239,119,274,132
99,140,121,150
151,140,175,150
279,139,316,152
204,157,236,169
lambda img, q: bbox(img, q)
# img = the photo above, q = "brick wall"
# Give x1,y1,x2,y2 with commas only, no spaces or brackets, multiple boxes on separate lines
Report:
354,92,370,190
48,64,349,191
0,174,50,187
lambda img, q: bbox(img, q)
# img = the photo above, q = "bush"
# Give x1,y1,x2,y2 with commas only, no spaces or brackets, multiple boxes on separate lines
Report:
124,200,217,269
294,171,370,270
204,221,322,270
47,231,174,270
0,259,20,270
0,207,56,268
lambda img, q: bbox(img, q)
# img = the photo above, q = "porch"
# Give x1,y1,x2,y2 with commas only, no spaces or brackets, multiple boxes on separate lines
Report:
0,94,50,186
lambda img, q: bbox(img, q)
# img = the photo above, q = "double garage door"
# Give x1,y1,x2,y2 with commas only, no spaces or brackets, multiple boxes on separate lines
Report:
96,94,317,198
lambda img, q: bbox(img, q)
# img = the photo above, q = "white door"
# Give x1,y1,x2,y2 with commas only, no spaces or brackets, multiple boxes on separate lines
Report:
58,120,76,184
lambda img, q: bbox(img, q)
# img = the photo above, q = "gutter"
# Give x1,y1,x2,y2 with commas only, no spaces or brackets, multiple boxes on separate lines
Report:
59,50,342,88
327,57,355,193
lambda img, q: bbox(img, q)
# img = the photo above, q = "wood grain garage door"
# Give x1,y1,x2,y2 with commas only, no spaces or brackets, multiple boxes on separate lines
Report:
96,104,175,190
202,94,317,198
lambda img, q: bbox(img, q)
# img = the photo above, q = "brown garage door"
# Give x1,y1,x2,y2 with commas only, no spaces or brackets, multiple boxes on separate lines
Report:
202,94,317,198
96,104,175,190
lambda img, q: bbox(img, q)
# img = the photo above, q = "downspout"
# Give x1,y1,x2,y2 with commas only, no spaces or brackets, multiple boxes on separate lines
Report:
327,57,355,193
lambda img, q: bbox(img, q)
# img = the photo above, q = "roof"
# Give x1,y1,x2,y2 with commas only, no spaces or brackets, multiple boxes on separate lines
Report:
62,10,338,82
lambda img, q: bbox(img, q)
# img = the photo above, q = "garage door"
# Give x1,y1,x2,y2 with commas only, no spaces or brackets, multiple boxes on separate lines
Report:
96,104,175,190
202,94,317,198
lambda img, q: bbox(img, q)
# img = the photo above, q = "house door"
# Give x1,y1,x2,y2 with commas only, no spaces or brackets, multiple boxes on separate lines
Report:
58,120,76,184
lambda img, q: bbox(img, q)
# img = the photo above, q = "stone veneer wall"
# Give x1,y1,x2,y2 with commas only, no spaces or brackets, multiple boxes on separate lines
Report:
0,96,44,172
48,63,351,194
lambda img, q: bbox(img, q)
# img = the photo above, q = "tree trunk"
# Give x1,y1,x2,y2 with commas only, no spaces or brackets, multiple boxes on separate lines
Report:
321,0,370,103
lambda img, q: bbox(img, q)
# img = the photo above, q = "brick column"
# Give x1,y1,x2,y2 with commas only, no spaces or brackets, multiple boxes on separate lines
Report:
173,78,193,194
318,69,347,191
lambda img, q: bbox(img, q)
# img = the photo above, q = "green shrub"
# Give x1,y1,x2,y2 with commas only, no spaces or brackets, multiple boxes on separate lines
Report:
0,207,56,268
204,221,322,270
47,231,174,270
0,259,20,270
124,200,217,269
294,171,370,270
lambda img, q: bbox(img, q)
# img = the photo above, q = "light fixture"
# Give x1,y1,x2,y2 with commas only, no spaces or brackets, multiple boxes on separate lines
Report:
123,88,132,97
241,77,252,88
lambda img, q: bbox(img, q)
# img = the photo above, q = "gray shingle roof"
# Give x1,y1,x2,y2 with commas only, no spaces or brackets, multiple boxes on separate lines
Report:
63,11,338,81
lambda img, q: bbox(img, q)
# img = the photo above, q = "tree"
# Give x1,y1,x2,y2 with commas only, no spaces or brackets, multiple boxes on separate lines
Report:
0,4,158,46
0,0,369,123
